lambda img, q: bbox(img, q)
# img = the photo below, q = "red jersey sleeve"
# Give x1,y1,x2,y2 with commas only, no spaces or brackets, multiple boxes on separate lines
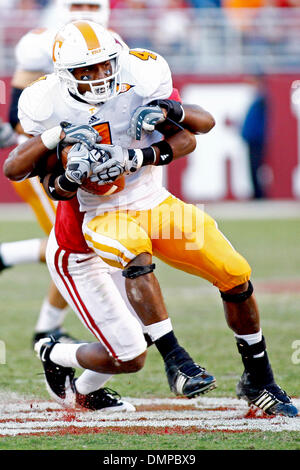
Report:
55,198,92,254
168,88,182,103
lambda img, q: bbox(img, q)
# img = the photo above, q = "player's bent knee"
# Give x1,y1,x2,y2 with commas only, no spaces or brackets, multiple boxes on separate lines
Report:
123,252,155,280
220,280,254,303
218,253,252,291
118,350,147,373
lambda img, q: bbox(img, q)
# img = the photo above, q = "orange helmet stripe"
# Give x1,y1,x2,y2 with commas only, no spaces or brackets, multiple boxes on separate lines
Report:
73,21,101,51
52,33,65,62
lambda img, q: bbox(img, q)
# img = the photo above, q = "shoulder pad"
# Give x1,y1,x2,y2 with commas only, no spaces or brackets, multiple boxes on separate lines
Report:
15,28,55,73
121,49,172,100
108,29,129,51
18,75,56,121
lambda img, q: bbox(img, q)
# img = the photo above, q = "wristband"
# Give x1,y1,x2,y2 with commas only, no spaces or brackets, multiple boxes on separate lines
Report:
57,173,79,192
178,107,185,123
141,147,156,165
127,147,156,172
41,125,62,150
152,140,173,166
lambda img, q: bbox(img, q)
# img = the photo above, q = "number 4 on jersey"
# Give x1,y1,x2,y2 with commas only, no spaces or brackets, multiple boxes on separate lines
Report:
129,50,157,61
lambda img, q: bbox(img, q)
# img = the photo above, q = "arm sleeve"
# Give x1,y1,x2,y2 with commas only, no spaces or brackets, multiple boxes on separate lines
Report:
18,103,47,137
17,86,49,136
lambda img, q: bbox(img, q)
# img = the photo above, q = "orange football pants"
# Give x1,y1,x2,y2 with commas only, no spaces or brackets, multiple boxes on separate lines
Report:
11,177,56,235
84,195,251,291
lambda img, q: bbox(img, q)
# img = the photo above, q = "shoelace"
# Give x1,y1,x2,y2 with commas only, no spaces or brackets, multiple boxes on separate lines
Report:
180,361,206,378
265,384,290,403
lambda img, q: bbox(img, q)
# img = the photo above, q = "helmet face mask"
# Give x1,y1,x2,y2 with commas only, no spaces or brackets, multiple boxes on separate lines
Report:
64,57,120,104
53,21,121,104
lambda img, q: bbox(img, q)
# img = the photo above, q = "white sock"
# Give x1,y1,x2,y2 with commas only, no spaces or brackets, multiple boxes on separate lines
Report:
143,318,173,342
49,343,85,369
235,329,264,358
35,299,68,332
75,370,112,395
0,239,42,266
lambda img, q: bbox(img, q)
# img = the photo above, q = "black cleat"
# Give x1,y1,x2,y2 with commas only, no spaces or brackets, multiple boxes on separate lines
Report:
34,337,75,406
72,380,135,412
237,371,298,417
165,348,216,398
32,327,80,349
0,245,10,273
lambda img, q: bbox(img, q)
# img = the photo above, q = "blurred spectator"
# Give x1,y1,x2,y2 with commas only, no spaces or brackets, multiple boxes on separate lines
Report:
111,0,147,8
152,0,190,52
187,0,221,7
35,0,51,7
8,0,50,9
110,0,153,49
264,0,300,6
222,0,263,8
223,0,300,7
112,0,190,8
240,75,268,199
16,0,40,8
222,1,263,42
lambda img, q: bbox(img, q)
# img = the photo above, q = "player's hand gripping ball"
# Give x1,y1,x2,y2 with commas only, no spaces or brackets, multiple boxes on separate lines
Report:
61,144,125,196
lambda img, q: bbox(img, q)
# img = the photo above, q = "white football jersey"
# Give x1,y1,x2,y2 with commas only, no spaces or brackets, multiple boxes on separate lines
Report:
15,26,128,74
18,48,173,214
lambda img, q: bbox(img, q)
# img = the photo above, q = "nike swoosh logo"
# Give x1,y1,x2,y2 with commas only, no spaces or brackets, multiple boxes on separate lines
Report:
76,255,95,264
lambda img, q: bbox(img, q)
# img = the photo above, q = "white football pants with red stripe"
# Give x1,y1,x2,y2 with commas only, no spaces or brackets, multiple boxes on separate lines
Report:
46,228,147,362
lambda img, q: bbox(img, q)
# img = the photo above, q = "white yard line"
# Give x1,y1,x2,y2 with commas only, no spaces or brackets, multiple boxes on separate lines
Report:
0,396,300,436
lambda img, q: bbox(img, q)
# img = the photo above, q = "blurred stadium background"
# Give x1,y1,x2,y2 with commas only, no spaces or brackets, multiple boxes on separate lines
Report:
1,2,300,449
1,0,300,205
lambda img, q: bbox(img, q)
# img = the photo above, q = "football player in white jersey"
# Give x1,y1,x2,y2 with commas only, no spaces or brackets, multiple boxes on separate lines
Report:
0,0,128,348
4,20,220,410
5,20,298,417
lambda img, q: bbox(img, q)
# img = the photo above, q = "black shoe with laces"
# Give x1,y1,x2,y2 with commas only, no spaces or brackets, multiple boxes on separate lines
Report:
164,347,216,398
236,371,298,417
72,379,135,412
34,337,75,406
236,337,298,417
32,327,80,349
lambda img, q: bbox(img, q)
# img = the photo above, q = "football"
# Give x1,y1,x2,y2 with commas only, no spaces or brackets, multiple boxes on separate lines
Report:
60,145,125,196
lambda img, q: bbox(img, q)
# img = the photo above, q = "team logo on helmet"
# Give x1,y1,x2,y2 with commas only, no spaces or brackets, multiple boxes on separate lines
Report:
53,20,121,104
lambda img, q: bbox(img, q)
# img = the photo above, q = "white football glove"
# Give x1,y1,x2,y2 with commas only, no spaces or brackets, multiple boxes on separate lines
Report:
0,119,17,148
90,144,144,184
90,144,128,184
65,143,106,185
129,105,166,141
60,121,101,150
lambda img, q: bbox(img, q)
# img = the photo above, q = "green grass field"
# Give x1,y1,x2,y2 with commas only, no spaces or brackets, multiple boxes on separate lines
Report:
0,215,300,450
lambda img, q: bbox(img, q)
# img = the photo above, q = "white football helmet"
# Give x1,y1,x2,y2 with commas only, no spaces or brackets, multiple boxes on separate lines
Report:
60,0,110,27
53,21,121,104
